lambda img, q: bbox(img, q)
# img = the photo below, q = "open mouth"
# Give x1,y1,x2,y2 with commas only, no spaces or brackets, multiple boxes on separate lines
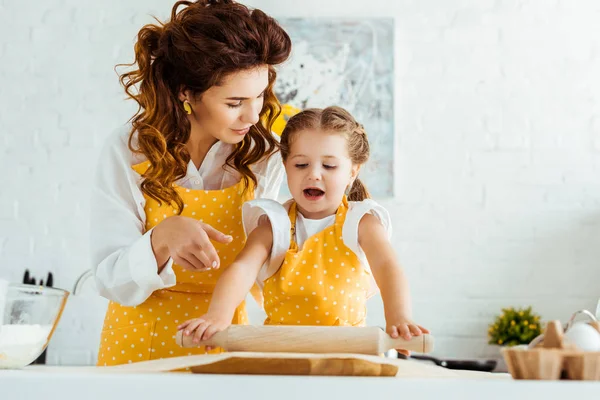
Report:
303,187,325,200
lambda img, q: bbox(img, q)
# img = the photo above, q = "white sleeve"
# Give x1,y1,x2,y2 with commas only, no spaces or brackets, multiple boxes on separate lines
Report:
252,134,286,201
242,199,290,286
342,200,392,273
90,128,176,307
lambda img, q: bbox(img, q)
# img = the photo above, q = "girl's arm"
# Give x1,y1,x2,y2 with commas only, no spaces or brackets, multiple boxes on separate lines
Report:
358,214,429,341
177,218,274,344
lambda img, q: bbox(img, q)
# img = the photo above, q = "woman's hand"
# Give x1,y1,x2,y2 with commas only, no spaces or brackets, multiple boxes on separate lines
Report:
178,313,232,349
387,318,430,357
151,215,233,272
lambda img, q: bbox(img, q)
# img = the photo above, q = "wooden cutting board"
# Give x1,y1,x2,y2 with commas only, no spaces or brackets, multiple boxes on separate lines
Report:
101,352,507,379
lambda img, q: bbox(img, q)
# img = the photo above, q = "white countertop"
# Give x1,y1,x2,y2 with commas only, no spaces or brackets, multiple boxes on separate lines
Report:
2,366,599,400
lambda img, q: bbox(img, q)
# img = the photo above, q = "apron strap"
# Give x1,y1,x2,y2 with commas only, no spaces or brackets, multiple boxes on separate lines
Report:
287,196,350,248
287,201,298,250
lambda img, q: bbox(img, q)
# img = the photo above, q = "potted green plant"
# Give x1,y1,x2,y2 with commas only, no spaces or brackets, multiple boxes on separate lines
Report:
488,306,543,347
487,306,543,372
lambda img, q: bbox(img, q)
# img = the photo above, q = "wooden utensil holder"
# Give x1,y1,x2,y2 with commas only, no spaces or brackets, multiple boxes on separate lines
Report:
502,320,600,380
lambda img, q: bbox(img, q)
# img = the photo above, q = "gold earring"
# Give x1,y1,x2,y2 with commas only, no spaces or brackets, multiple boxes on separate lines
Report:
183,100,192,115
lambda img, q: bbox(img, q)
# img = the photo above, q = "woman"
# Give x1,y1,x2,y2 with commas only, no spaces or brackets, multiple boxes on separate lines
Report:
90,0,291,366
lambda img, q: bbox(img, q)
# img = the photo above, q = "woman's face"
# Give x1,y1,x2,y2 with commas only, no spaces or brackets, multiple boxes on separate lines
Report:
184,65,269,144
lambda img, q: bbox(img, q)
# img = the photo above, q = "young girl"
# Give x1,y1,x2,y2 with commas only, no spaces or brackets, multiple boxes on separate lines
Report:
178,106,429,349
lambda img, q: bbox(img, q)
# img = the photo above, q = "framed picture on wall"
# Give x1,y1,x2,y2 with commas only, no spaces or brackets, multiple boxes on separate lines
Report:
272,18,395,200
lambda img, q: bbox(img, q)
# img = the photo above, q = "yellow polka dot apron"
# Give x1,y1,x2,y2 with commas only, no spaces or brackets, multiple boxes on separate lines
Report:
97,161,255,366
262,197,372,327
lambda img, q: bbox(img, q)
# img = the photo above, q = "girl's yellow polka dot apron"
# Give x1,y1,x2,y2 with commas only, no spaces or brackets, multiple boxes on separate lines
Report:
97,161,254,366
262,197,372,327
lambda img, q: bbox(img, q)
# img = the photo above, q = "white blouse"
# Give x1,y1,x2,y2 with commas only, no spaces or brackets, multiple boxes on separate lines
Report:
242,198,392,295
90,126,285,306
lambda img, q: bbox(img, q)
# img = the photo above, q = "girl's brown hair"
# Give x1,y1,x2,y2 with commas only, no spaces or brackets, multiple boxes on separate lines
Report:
280,106,371,201
118,0,292,212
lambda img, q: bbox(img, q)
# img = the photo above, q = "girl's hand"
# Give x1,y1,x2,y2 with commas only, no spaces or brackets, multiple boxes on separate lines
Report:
177,314,232,350
387,319,430,357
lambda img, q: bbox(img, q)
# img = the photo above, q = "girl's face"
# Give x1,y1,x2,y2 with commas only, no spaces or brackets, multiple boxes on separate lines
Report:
284,129,359,219
182,66,269,144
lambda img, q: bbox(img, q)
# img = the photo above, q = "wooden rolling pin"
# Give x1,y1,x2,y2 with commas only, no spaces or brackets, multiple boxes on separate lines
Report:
176,325,433,355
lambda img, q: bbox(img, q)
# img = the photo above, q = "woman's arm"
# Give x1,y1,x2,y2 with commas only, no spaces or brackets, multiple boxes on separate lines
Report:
358,214,429,341
91,130,177,306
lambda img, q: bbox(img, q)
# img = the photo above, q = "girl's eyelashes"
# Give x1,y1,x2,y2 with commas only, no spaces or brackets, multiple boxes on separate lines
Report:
293,163,337,169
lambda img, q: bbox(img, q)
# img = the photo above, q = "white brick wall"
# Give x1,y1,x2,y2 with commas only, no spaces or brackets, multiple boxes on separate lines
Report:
1,0,599,365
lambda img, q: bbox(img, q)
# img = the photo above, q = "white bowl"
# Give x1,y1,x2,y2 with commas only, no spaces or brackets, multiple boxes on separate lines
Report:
0,284,69,369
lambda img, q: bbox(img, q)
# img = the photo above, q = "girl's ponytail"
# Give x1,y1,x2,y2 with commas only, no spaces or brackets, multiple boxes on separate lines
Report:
347,178,370,201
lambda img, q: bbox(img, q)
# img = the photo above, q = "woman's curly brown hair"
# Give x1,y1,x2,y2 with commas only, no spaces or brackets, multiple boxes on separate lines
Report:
117,0,292,212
